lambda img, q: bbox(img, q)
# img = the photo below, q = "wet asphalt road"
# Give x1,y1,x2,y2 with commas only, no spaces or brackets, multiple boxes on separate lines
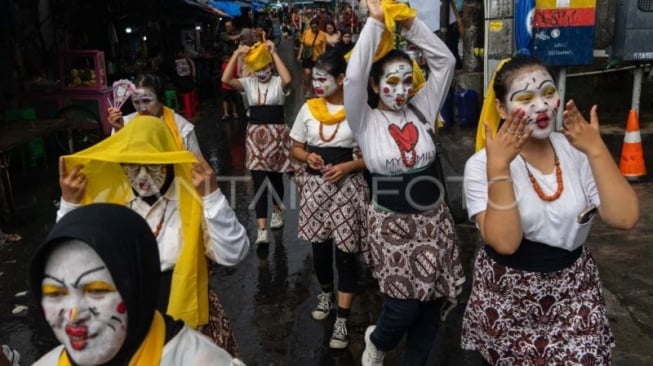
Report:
1,37,652,365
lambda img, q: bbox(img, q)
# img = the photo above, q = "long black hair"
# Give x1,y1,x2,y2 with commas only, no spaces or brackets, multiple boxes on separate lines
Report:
134,73,165,102
314,48,348,78
367,49,412,108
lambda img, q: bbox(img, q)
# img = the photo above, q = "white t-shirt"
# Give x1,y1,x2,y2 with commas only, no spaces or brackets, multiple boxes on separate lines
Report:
33,326,246,366
289,102,356,148
463,132,600,250
238,75,289,107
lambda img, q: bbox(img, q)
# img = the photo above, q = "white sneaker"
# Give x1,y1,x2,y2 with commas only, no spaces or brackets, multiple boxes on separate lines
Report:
311,291,332,320
270,208,284,229
255,228,269,245
329,317,349,349
362,325,385,366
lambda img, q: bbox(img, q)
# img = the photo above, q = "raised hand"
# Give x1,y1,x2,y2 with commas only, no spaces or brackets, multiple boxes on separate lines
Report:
561,100,603,156
485,109,531,168
191,152,218,197
59,157,87,204
107,107,124,130
367,0,385,22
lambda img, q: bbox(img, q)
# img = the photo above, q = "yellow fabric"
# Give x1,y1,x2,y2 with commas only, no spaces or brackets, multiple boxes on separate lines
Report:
410,59,426,96
62,116,209,328
306,98,346,125
537,0,595,9
57,311,166,366
475,58,510,152
244,42,273,72
162,106,184,150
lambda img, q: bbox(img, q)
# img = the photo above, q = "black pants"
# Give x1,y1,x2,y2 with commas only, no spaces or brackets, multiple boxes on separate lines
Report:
312,240,357,293
250,170,284,220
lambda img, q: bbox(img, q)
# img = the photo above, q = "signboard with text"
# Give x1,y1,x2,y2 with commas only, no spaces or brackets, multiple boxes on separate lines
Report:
532,0,596,66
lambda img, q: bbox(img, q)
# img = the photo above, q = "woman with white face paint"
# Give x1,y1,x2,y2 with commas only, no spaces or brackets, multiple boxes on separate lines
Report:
106,73,201,154
55,116,249,357
31,203,245,365
344,1,464,365
289,49,367,350
461,54,639,365
222,40,296,246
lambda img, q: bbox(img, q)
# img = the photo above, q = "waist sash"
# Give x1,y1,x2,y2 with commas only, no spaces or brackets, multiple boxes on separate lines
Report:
368,164,442,214
484,238,582,273
249,105,285,124
305,146,354,175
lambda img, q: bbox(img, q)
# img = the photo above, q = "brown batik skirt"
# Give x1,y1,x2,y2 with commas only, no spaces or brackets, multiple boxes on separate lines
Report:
365,202,465,302
461,248,614,365
297,172,368,253
246,123,298,172
200,289,240,358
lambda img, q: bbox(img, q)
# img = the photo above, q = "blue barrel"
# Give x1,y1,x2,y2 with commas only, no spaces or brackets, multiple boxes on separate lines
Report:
440,90,454,127
455,88,479,127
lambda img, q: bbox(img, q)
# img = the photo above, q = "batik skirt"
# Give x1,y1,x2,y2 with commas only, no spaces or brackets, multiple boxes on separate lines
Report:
296,172,368,253
461,247,614,365
365,202,465,302
246,123,297,172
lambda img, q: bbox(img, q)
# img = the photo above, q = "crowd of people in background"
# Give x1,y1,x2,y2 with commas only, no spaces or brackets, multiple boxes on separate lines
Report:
0,0,641,365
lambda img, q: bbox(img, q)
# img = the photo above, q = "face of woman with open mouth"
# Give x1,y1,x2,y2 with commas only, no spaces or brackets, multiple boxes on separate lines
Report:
312,67,338,98
379,60,413,111
122,164,167,197
504,67,560,140
41,240,127,365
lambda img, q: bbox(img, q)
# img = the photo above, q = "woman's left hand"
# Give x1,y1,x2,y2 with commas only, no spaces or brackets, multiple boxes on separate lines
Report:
561,100,603,156
265,40,276,54
192,153,218,197
322,163,348,184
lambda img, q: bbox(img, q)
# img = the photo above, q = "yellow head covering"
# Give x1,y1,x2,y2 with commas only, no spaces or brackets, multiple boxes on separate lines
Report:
244,42,273,72
346,1,424,96
62,115,208,328
475,58,511,152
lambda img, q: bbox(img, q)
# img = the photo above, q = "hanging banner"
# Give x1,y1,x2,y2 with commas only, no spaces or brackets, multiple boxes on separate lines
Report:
532,0,596,66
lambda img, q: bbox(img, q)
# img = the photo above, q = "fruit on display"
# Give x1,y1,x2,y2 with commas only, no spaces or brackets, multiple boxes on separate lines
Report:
68,68,97,87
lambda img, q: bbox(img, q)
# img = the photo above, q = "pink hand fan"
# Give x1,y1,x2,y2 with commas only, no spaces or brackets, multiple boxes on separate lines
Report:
111,79,136,109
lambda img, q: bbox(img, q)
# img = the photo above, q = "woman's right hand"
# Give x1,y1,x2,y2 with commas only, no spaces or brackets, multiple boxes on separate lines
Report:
485,109,530,169
236,44,251,56
306,152,325,171
107,107,124,130
59,157,87,204
367,0,385,22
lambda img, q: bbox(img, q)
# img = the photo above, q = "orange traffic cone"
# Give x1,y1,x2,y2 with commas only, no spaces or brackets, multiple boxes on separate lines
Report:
619,109,647,181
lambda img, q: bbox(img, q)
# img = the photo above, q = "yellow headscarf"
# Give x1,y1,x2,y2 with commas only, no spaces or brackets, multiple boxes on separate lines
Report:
306,98,346,125
58,311,166,366
244,42,273,72
346,1,424,96
475,58,510,151
62,115,208,328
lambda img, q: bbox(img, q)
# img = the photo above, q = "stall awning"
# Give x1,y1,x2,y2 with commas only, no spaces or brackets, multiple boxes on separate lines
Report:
208,1,242,17
183,0,229,17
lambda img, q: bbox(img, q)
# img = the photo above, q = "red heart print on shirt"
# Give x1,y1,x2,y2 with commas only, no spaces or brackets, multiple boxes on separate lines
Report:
388,122,418,152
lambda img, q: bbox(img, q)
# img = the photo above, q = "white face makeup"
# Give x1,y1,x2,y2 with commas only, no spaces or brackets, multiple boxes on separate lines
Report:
378,61,413,111
254,65,273,82
312,67,338,98
122,164,167,197
41,240,127,365
131,88,162,116
505,68,560,139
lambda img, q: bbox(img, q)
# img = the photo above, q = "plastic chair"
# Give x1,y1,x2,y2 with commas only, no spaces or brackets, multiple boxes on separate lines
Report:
3,107,46,167
164,89,179,112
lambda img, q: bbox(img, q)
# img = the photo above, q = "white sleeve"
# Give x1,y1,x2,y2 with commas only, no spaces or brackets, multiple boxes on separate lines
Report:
344,18,384,135
463,151,489,221
162,326,247,366
404,18,456,126
202,189,250,266
56,198,82,222
183,130,202,155
579,150,601,208
289,104,309,143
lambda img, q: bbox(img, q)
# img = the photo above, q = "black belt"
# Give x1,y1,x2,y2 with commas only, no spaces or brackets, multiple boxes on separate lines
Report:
484,239,582,273
249,105,285,124
305,146,354,175
368,164,442,214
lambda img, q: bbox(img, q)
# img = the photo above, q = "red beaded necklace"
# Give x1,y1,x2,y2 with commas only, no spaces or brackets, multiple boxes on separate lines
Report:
520,143,564,202
257,82,269,106
152,199,169,238
319,121,341,142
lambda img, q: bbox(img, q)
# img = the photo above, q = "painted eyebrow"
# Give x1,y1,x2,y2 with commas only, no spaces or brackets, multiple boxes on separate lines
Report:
73,266,107,288
43,274,66,287
537,79,556,89
509,83,531,101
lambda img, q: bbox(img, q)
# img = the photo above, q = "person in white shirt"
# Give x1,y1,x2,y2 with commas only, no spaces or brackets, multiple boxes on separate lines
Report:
107,73,201,154
461,54,639,365
31,203,245,366
344,1,465,365
56,116,249,357
290,49,367,350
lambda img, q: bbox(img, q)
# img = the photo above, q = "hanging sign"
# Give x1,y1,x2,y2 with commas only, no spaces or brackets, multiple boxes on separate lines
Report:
532,0,596,66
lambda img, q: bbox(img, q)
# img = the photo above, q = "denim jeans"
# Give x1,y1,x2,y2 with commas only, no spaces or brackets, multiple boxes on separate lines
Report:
370,295,443,366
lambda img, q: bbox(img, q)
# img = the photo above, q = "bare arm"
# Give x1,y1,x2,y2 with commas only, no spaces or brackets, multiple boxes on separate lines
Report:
221,45,249,91
266,40,291,90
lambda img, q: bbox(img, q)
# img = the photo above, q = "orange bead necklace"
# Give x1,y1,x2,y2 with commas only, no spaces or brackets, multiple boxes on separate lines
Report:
520,143,564,202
